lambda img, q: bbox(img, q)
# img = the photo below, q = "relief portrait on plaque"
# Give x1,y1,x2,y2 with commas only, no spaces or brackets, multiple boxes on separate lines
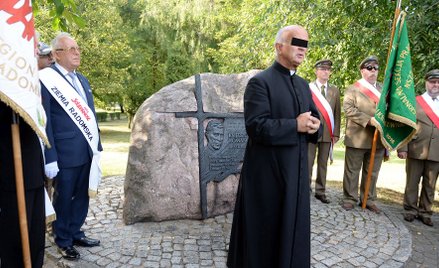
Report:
205,120,224,151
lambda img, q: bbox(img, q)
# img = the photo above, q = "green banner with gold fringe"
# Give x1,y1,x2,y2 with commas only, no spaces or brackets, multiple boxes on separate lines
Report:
372,11,417,151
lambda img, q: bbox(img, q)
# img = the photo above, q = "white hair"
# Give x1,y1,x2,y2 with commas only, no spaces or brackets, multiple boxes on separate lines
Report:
51,32,75,49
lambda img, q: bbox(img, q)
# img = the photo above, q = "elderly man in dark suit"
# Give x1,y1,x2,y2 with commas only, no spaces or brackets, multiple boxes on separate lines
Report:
342,56,385,214
398,69,439,226
40,32,102,260
308,59,341,204
228,25,321,268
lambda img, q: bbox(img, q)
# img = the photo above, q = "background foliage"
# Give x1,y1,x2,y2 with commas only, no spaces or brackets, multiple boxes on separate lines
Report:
34,0,439,124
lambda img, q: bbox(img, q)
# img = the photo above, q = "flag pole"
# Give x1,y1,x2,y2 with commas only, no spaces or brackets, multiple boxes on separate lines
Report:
361,0,402,209
11,113,32,268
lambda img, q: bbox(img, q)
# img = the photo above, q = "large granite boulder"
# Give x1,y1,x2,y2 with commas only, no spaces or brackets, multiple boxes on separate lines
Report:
123,70,260,224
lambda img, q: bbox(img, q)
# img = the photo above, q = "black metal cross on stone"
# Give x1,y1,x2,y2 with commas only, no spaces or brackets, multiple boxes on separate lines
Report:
175,74,248,219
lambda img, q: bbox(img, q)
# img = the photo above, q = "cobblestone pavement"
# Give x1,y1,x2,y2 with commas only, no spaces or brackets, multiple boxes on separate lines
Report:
43,176,439,268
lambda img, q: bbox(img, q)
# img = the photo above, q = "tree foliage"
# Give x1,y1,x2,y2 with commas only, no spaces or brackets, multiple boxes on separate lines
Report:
212,0,437,93
34,0,130,114
33,0,438,119
32,0,85,30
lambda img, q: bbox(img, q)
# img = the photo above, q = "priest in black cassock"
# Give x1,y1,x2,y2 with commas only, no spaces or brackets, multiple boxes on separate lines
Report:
227,25,321,268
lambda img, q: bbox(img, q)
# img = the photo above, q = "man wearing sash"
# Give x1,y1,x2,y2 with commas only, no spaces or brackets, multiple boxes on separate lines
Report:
40,33,102,260
397,69,439,227
308,59,341,204
342,56,385,214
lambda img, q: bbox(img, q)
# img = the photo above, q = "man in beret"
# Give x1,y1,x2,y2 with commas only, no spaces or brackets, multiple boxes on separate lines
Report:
342,55,385,214
37,42,54,70
397,69,439,226
308,59,341,203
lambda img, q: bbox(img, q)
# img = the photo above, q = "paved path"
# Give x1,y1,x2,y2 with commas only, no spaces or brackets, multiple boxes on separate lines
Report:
43,175,439,268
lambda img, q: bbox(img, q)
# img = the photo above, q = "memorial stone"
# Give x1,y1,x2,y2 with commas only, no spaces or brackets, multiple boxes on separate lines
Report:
123,70,260,223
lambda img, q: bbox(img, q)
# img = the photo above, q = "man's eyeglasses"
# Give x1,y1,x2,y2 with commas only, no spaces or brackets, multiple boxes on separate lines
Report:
55,46,81,53
365,66,379,71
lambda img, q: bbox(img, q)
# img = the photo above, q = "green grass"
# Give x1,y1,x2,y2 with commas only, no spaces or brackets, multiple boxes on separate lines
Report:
99,115,131,176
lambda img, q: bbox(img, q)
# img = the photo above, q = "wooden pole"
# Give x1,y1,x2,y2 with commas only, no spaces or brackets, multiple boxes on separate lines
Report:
361,130,379,209
361,0,402,209
11,113,32,268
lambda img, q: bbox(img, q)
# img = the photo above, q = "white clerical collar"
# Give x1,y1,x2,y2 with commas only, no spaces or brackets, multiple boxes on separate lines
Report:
290,70,296,76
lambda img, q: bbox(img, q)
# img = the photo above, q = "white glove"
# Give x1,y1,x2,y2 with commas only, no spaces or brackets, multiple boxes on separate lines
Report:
45,161,59,179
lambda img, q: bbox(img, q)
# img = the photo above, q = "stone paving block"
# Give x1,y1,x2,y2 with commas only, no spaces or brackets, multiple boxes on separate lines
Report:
98,248,115,257
118,256,131,264
199,251,212,260
198,245,211,252
185,264,200,268
96,257,112,266
128,257,142,266
162,246,173,253
184,244,199,251
104,262,120,268
213,261,227,268
82,253,101,262
143,261,160,268
183,255,199,264
147,255,161,262
312,263,328,268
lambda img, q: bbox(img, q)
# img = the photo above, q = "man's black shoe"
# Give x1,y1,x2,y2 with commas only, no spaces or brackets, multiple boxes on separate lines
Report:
58,246,80,260
365,203,381,214
419,216,434,227
73,236,100,247
403,213,415,222
315,194,330,204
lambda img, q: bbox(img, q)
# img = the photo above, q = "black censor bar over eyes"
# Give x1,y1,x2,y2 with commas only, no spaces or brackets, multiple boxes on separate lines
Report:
291,38,308,48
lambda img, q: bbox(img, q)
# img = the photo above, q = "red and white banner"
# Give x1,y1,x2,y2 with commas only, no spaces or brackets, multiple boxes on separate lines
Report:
417,93,439,129
0,0,48,145
356,79,381,104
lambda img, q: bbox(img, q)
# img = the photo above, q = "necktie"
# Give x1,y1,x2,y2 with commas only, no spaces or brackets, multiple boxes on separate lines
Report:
321,84,326,97
67,72,87,103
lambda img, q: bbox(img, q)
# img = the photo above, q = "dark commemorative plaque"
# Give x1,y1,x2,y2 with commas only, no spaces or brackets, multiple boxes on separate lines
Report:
175,74,248,219
201,118,247,183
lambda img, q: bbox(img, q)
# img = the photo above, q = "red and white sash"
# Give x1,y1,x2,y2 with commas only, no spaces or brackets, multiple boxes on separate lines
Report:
310,82,335,163
417,93,439,129
355,79,380,104
39,68,102,197
309,82,335,137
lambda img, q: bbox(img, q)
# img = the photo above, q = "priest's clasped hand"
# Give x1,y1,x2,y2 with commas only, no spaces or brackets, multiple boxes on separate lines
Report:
297,111,320,134
307,115,320,134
